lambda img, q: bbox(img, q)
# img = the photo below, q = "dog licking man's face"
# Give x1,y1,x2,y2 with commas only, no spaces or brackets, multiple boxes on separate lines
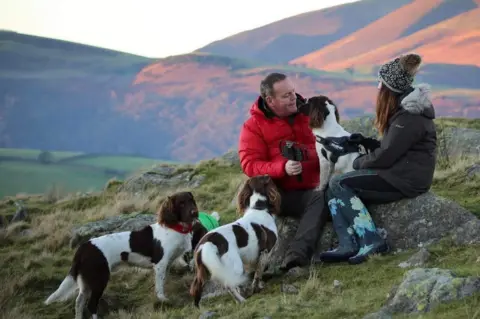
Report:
298,96,340,129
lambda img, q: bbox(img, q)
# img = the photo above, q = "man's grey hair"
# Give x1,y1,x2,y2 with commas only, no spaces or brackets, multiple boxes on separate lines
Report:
260,72,287,99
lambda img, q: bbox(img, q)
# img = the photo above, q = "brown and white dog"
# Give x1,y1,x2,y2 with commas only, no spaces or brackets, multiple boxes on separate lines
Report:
298,95,363,191
189,175,280,307
44,191,202,319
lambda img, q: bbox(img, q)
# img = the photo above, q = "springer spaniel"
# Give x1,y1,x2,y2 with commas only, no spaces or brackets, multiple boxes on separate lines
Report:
298,95,379,191
44,191,203,319
189,175,280,307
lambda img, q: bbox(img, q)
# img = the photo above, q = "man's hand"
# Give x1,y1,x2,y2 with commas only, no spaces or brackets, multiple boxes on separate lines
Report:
285,160,302,176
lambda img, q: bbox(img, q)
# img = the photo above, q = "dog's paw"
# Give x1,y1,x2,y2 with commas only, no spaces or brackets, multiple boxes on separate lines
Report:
156,294,169,303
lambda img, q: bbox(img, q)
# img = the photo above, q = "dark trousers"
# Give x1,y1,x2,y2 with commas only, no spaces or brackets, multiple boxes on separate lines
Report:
278,188,331,259
330,170,405,205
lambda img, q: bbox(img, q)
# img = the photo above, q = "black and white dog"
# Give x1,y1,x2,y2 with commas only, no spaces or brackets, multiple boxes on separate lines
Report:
44,191,205,319
298,95,380,190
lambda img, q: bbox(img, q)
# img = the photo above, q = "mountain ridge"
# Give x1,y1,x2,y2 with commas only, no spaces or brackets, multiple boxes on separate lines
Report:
1,0,479,162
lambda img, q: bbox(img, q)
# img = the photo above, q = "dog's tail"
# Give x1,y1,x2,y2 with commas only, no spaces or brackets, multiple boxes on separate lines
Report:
44,274,78,304
189,247,208,307
45,244,83,305
203,242,247,284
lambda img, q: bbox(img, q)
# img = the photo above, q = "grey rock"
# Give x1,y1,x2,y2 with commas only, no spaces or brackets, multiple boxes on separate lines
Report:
398,248,430,269
218,149,240,165
10,201,27,223
118,164,205,193
265,191,479,272
375,268,480,314
70,213,156,248
369,191,480,250
281,283,299,294
466,163,480,179
333,279,342,289
440,127,480,159
449,218,480,246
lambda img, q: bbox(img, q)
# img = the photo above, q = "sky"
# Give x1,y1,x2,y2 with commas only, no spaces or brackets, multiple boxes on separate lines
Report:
1,0,359,58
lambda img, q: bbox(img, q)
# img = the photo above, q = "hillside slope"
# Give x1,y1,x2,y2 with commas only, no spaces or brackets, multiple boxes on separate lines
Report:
198,0,479,69
292,2,480,70
195,0,412,64
318,9,480,70
1,29,479,163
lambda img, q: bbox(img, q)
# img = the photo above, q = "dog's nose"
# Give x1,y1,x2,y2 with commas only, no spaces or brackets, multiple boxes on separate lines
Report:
192,210,199,217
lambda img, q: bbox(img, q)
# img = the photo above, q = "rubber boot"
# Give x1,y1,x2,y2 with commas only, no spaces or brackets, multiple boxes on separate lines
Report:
314,208,358,263
339,196,389,265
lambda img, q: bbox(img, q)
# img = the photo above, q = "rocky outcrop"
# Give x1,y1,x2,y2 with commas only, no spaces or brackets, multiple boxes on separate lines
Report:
364,268,480,317
439,127,480,159
217,149,240,166
69,212,156,248
265,191,480,271
369,191,480,249
117,164,205,193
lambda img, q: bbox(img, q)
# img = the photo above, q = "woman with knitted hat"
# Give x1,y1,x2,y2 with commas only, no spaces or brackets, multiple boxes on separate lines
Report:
314,53,437,265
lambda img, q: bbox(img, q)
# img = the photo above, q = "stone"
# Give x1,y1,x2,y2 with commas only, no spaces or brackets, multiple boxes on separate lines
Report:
264,191,479,272
398,248,431,269
70,213,156,248
440,127,480,159
217,149,240,166
466,163,480,179
117,164,205,193
281,283,299,294
367,268,480,316
333,279,342,289
10,201,27,223
368,192,480,250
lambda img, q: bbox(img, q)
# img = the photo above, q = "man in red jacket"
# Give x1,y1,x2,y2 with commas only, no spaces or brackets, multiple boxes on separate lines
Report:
238,72,330,271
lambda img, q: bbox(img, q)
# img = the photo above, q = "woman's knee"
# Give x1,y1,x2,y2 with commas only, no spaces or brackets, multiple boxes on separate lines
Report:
328,174,344,193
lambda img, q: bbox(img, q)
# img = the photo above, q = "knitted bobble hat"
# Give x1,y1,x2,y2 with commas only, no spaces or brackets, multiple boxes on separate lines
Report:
378,53,422,93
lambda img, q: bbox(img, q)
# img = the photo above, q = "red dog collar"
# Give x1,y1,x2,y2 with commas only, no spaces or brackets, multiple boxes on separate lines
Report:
168,223,193,234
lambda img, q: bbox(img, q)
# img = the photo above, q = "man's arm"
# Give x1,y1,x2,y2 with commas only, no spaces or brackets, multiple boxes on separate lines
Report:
353,114,423,170
238,120,287,178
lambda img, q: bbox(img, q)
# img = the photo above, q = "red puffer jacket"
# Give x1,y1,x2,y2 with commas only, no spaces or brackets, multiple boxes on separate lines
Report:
238,95,320,191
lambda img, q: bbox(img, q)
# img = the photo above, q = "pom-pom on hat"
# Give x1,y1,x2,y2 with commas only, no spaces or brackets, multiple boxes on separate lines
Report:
378,53,422,93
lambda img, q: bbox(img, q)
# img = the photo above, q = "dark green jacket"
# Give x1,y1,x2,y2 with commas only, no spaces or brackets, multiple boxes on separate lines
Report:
353,84,437,198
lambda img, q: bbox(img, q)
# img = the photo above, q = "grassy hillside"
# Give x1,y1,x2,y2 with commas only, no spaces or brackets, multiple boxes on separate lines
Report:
0,148,173,198
1,20,479,164
0,143,478,319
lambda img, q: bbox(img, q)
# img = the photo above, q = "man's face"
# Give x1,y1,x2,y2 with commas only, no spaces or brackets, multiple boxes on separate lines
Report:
266,78,297,117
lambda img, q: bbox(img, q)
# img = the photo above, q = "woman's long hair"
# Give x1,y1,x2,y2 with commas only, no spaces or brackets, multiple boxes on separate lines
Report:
375,83,400,135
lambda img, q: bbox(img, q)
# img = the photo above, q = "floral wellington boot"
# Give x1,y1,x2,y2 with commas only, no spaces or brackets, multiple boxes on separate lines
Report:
345,196,389,264
315,198,359,262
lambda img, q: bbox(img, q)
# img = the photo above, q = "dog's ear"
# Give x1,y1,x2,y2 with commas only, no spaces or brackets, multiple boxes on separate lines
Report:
266,179,281,216
308,99,325,129
157,196,178,225
236,180,252,216
330,99,340,123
